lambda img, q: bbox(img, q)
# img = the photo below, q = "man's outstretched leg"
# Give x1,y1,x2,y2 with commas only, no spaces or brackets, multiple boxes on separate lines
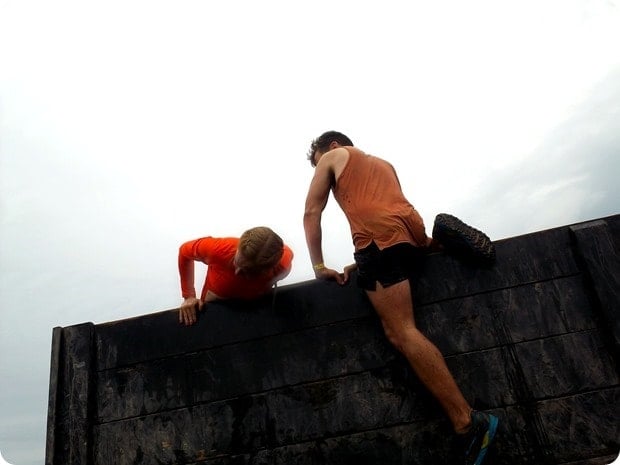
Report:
366,279,498,464
366,280,471,430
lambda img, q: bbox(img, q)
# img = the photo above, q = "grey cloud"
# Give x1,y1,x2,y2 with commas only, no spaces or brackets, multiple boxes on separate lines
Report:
455,66,620,239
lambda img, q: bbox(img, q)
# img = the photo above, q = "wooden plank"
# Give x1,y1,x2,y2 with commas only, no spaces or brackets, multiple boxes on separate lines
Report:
515,330,618,399
537,389,620,463
558,456,620,465
96,418,457,465
197,419,456,465
495,390,620,464
95,280,371,370
417,275,596,356
570,219,620,356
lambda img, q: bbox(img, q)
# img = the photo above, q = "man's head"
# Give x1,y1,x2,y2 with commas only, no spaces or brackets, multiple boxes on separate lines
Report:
307,131,354,167
234,226,284,275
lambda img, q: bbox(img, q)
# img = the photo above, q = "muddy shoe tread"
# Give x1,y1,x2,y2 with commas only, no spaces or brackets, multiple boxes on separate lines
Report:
432,213,496,266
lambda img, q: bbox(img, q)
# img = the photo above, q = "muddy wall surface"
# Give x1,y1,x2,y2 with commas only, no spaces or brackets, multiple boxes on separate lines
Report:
46,215,620,465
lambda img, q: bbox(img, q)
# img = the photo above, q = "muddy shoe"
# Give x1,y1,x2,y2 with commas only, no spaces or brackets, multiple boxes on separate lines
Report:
432,213,496,266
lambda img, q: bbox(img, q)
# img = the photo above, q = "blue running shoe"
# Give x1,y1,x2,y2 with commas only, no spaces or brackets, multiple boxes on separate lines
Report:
460,411,499,465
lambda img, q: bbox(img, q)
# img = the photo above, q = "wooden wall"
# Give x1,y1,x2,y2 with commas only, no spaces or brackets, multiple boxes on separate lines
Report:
46,215,620,465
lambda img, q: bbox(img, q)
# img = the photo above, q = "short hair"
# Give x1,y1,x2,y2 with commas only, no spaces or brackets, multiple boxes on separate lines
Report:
307,131,354,167
238,226,284,272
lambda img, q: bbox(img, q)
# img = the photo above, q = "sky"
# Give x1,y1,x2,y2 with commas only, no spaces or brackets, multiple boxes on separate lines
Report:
1,1,619,463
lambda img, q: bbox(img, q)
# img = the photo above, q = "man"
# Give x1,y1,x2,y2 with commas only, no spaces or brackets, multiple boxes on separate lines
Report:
303,131,498,465
177,226,293,326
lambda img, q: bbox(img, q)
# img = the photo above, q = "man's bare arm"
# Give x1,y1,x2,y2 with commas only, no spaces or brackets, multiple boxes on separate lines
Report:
303,156,345,284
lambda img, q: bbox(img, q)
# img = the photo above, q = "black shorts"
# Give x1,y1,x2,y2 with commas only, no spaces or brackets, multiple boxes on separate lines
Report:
354,242,426,291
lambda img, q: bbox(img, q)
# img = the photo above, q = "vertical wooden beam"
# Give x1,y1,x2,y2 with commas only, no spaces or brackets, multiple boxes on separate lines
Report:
44,323,95,465
570,220,620,359
45,327,63,465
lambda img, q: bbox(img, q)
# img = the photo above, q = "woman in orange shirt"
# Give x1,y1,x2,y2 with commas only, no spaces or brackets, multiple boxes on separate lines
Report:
178,226,293,325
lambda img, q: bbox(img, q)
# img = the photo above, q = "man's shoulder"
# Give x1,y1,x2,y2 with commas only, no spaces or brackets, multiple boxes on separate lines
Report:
342,146,374,161
325,146,351,158
323,146,353,166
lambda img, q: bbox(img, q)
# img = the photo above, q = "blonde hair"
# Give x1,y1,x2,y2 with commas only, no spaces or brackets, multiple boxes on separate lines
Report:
238,226,284,271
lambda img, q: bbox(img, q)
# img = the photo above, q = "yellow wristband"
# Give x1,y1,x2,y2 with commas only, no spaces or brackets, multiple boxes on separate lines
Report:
313,262,326,271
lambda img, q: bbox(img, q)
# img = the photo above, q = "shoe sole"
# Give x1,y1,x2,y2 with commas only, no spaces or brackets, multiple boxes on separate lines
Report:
432,213,496,266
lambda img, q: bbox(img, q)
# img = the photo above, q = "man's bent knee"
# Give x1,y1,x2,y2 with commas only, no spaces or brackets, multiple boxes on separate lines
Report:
382,323,417,354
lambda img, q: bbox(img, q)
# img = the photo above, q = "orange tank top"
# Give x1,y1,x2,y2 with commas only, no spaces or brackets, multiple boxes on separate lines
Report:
332,147,428,250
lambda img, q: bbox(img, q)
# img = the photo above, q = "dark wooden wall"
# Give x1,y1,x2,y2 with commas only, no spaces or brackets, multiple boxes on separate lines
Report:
46,215,620,465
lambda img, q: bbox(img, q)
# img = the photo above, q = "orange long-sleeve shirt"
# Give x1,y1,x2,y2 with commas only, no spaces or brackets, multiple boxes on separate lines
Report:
178,236,293,300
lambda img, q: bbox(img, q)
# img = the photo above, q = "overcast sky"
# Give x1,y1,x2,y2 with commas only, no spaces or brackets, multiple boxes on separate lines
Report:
1,1,619,464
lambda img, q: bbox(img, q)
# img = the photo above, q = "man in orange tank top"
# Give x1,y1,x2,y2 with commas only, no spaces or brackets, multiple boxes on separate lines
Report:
303,131,498,465
177,226,293,326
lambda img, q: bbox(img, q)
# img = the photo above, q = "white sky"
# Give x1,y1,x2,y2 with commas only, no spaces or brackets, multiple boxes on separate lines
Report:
1,1,619,463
